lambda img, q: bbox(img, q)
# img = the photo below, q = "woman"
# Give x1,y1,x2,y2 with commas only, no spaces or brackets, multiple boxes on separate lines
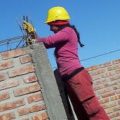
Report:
24,6,110,120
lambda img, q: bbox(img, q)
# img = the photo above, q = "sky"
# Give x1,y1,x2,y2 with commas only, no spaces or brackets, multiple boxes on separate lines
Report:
0,0,120,69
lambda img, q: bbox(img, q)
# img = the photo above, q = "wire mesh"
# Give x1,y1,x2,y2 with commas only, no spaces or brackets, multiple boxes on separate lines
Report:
0,35,27,53
1,35,120,62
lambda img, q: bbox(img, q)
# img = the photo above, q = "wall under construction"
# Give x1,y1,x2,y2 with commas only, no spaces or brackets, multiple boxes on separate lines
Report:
0,43,119,120
0,43,68,120
87,60,120,119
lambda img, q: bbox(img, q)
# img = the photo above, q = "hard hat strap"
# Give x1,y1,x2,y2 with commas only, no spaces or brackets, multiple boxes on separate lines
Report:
48,20,69,26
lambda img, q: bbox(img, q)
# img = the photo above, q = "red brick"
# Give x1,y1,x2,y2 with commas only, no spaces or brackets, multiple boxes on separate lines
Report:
0,72,7,81
94,79,104,85
8,64,35,77
97,87,113,95
105,108,113,114
109,112,120,118
32,112,48,120
102,102,116,109
0,79,19,90
20,55,32,64
112,59,120,64
0,60,13,70
101,91,115,98
27,92,43,104
110,95,120,101
103,82,115,88
100,97,109,104
89,69,105,76
101,72,115,78
107,65,118,71
110,75,120,81
113,85,120,90
118,100,120,105
18,107,29,116
100,62,112,67
0,99,25,112
14,82,41,96
93,84,105,91
116,117,120,120
0,91,10,101
87,66,99,71
1,49,26,59
115,69,120,74
115,89,120,94
23,73,38,83
29,104,46,113
0,112,15,120
18,104,46,116
113,106,120,112
21,118,30,120
118,94,120,99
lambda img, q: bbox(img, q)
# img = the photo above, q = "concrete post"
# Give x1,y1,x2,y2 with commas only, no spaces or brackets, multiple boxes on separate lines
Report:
31,43,68,120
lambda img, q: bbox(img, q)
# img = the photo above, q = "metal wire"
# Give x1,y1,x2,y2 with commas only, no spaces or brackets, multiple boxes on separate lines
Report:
0,36,23,44
15,36,27,48
81,48,120,61
0,35,120,62
0,35,26,52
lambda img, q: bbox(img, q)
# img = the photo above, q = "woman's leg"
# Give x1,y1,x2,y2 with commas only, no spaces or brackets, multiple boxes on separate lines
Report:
66,69,110,120
66,84,89,120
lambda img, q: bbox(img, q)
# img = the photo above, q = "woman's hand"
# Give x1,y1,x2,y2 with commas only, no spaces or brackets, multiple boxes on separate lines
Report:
22,21,35,33
22,21,37,39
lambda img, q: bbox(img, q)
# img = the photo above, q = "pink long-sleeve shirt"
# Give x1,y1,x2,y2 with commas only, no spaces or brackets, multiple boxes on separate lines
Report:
37,27,83,76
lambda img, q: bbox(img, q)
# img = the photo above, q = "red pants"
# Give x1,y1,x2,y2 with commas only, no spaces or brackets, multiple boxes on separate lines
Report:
65,69,110,120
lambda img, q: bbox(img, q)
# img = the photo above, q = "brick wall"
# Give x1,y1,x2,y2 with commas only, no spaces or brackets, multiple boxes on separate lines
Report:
0,43,68,120
87,60,120,120
0,44,120,120
0,48,48,120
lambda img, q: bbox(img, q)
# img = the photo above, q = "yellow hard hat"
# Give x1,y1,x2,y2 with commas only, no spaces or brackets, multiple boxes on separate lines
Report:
45,6,70,23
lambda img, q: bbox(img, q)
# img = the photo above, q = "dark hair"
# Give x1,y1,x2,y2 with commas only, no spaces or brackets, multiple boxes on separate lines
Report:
69,25,84,47
58,24,84,47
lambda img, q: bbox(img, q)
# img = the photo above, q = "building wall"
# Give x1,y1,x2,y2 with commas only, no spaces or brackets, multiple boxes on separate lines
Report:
87,60,120,120
0,48,48,120
0,43,68,120
0,43,119,120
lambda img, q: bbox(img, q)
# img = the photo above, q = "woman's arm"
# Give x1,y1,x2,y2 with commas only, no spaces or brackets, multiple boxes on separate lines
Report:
36,30,70,48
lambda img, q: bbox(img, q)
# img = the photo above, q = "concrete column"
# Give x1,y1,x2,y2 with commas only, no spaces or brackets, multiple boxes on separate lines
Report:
31,43,68,120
